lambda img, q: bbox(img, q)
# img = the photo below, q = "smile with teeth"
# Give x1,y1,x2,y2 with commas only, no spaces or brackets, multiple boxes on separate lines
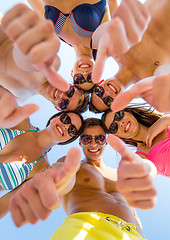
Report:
56,125,64,136
88,148,100,154
53,89,60,99
125,121,131,133
107,84,117,94
79,63,91,68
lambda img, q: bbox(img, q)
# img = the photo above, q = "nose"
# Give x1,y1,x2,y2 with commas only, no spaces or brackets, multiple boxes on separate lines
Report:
120,121,124,127
90,138,97,147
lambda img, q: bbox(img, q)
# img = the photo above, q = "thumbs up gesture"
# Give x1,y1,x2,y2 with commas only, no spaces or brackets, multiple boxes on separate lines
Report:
107,134,157,209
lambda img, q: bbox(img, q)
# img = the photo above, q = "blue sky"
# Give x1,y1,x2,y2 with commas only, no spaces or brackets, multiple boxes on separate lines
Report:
1,1,170,239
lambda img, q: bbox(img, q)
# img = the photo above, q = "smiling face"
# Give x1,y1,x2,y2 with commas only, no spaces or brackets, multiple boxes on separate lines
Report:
40,84,82,111
48,112,82,143
91,78,122,112
72,56,95,91
79,125,106,161
104,111,140,139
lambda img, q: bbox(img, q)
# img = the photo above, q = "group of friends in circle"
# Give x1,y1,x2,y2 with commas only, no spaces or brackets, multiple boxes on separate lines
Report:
0,0,170,239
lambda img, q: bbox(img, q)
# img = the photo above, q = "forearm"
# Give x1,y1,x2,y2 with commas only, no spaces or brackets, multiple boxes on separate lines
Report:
0,188,18,219
27,0,45,16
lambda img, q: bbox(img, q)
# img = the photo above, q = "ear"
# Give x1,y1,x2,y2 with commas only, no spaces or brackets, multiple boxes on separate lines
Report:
71,69,73,77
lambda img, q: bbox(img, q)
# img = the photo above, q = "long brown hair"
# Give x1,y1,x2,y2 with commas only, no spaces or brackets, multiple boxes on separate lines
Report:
101,105,163,147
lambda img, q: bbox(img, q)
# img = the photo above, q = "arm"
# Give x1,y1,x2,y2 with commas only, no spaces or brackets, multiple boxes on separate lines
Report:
2,4,69,92
0,86,38,128
144,114,170,147
27,0,45,16
8,148,81,226
92,0,150,83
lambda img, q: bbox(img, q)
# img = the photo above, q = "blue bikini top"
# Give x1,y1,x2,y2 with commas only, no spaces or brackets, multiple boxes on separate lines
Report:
45,0,107,39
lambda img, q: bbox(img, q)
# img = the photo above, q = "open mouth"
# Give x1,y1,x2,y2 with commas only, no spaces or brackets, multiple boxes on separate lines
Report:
88,148,100,154
53,89,60,99
107,84,118,94
56,125,64,136
79,62,91,68
124,121,131,133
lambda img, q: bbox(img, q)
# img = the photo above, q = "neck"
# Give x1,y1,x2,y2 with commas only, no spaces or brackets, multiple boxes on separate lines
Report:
35,129,57,152
84,156,104,168
133,124,148,143
73,45,93,58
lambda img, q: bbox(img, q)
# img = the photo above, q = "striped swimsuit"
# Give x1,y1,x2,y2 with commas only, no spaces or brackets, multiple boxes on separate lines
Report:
0,128,47,190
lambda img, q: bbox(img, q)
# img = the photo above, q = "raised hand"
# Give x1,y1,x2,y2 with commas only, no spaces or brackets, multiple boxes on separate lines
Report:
0,86,38,128
111,74,170,113
107,134,157,209
9,148,81,227
144,115,170,147
92,0,150,83
2,4,69,91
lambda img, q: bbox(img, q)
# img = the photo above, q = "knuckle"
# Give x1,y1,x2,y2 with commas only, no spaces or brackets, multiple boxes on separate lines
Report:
29,48,41,63
17,38,28,54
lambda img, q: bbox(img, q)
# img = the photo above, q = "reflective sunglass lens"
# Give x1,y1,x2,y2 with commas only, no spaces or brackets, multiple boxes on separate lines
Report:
103,96,113,107
60,113,71,124
114,110,125,121
66,86,75,98
95,135,106,145
74,74,85,84
81,135,92,144
94,86,104,97
87,73,92,83
58,99,69,110
68,124,77,137
109,122,118,134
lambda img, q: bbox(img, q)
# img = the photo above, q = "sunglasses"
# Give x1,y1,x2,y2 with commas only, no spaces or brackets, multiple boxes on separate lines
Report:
108,110,125,134
58,86,75,110
93,85,113,107
73,73,92,84
80,134,106,145
60,113,78,137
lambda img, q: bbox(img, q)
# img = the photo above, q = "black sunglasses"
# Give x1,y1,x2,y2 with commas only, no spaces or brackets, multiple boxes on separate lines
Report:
60,113,78,137
80,134,106,145
58,86,75,110
93,85,113,107
73,73,92,84
108,110,125,134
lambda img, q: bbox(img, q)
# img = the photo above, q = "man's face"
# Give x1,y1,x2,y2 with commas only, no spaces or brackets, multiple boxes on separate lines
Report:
91,78,122,111
79,125,107,161
38,83,82,111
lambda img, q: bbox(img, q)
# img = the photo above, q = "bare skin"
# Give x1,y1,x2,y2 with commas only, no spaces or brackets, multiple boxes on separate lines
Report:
104,110,170,177
110,0,170,112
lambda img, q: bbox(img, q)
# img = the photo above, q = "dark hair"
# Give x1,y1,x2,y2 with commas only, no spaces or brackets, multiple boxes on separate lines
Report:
89,100,105,113
46,110,84,145
101,105,162,147
82,118,106,135
74,87,90,113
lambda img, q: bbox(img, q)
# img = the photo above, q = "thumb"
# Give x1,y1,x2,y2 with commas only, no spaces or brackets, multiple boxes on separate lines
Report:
92,37,107,84
107,134,136,162
54,147,81,190
4,104,39,128
35,63,70,92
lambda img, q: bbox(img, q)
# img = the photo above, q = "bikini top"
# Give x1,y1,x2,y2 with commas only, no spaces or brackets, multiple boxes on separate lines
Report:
0,128,47,190
136,126,170,177
44,0,107,40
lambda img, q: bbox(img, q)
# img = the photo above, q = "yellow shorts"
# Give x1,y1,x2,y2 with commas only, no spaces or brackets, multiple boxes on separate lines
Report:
50,212,146,240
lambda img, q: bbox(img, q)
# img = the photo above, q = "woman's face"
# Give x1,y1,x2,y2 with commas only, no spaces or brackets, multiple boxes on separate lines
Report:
91,78,122,111
105,111,140,139
43,84,82,111
72,56,95,91
49,112,82,142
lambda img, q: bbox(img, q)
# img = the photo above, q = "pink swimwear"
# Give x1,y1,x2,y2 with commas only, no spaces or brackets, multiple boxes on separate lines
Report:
136,126,170,177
